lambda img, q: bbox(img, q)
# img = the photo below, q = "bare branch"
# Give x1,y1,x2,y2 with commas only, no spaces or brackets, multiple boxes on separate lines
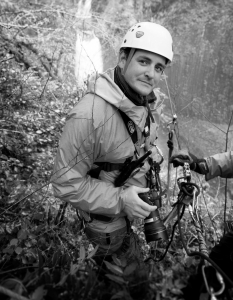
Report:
0,285,29,300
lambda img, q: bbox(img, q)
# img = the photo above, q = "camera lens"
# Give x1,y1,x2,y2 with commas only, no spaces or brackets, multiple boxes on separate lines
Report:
144,210,168,242
139,192,168,242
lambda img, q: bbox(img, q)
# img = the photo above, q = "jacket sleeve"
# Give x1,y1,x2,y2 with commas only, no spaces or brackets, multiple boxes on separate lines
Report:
51,112,124,216
205,151,233,181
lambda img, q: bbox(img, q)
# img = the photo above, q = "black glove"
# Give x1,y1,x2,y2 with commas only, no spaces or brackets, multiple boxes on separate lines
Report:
170,150,209,175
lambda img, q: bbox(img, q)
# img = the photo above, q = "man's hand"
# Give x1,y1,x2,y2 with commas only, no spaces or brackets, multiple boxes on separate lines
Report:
170,149,209,175
170,149,193,167
121,186,157,221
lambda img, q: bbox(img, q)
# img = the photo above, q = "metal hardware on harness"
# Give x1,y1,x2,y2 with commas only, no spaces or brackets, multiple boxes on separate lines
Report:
150,143,164,165
147,144,164,199
183,163,225,299
202,265,225,299
167,114,178,144
166,114,178,205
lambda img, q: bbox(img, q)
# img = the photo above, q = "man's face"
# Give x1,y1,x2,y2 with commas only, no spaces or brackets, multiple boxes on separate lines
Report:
119,49,166,96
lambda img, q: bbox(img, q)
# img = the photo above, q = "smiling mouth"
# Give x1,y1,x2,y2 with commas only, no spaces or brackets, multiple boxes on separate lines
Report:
140,81,152,86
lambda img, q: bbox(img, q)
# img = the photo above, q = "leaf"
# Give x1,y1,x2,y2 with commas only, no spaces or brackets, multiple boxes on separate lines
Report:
123,262,138,276
174,279,186,289
56,274,68,286
30,285,47,300
110,290,130,299
52,249,61,267
87,244,99,259
17,229,28,240
3,247,14,254
104,261,123,276
111,254,122,266
119,257,127,267
2,278,23,294
105,274,127,284
25,240,32,248
10,238,18,246
79,245,86,261
33,213,44,221
15,247,23,254
171,287,184,295
5,222,17,235
70,263,79,275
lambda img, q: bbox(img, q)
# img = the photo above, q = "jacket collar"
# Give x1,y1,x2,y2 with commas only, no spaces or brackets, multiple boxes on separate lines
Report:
86,68,148,132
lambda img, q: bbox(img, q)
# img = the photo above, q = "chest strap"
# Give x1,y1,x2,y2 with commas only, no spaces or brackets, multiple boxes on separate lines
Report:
88,110,150,178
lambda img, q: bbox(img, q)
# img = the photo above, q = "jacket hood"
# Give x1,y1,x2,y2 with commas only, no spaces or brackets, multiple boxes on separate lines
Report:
86,68,148,131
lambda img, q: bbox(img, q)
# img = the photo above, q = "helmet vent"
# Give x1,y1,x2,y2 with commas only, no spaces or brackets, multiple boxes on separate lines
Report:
124,39,127,43
136,31,144,38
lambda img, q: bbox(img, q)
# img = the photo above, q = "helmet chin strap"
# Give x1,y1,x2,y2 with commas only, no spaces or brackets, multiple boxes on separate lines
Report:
122,48,136,75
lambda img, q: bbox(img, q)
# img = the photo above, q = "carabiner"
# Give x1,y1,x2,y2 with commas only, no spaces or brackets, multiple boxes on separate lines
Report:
202,265,225,299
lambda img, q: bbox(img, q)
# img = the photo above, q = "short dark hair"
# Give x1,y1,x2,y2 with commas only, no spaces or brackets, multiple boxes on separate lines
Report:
119,47,132,59
120,47,168,65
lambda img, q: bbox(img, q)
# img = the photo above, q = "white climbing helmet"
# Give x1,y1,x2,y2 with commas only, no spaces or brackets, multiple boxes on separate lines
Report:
120,22,173,63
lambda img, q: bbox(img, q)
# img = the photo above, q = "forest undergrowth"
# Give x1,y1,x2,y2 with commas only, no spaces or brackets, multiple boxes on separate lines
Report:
0,64,230,298
1,1,233,299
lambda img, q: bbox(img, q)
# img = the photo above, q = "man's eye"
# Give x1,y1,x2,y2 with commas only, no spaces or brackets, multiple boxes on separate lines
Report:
139,60,148,65
155,66,164,74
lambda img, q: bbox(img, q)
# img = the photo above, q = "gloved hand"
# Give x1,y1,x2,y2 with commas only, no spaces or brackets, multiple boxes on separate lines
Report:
120,186,157,221
169,149,209,175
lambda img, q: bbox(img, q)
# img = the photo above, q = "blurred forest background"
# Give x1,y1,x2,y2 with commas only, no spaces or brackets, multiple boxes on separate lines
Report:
0,0,233,299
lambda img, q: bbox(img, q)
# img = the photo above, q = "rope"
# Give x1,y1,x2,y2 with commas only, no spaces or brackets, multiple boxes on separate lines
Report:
163,75,230,298
180,165,227,297
188,204,209,257
164,74,175,116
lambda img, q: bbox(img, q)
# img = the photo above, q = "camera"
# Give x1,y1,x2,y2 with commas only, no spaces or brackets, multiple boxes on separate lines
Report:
139,192,168,243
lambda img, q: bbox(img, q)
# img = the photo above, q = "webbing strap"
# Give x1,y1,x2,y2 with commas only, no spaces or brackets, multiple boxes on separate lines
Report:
88,110,150,177
118,110,139,154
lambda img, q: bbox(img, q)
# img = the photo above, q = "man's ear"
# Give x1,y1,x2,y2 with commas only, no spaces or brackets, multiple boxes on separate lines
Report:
118,52,127,69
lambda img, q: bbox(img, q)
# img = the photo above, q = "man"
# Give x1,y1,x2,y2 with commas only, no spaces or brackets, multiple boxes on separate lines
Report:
170,150,233,297
52,22,173,262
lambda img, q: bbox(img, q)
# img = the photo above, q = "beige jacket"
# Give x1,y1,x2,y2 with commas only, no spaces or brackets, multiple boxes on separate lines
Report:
52,68,159,223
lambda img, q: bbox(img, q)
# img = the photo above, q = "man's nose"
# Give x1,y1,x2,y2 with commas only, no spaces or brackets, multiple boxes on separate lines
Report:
145,66,155,79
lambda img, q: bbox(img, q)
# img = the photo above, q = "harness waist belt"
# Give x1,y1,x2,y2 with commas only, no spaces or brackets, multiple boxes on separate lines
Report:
85,226,127,246
89,213,114,222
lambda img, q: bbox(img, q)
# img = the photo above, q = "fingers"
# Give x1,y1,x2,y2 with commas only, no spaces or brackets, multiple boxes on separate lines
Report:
140,200,157,213
128,205,155,219
122,186,157,220
134,186,150,194
170,158,185,167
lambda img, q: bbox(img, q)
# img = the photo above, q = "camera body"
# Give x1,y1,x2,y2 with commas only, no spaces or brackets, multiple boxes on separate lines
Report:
139,192,168,243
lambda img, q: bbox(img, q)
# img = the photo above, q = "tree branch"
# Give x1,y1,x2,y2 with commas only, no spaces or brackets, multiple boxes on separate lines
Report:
0,285,29,300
